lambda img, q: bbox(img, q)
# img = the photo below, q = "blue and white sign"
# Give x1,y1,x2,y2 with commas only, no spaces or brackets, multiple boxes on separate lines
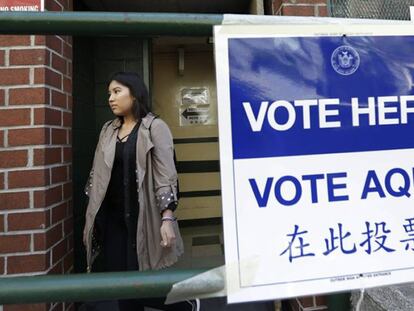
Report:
214,24,414,303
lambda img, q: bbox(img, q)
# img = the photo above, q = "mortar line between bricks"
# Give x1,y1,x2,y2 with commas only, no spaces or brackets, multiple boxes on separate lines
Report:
0,270,51,278
0,166,70,173
0,145,60,151
4,88,8,106
3,220,66,236
0,203,72,216
0,181,72,192
30,67,35,84
1,248,51,256
4,49,9,67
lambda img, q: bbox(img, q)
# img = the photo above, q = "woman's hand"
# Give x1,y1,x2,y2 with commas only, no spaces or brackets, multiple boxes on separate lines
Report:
160,209,176,248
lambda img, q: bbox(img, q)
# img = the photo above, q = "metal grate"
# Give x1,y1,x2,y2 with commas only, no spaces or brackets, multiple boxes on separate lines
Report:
329,0,414,20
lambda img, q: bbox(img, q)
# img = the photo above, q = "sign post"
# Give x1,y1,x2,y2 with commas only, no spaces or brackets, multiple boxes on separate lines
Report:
214,24,414,303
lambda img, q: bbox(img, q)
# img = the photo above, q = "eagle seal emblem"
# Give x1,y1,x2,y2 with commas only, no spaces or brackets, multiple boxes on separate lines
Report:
331,45,360,76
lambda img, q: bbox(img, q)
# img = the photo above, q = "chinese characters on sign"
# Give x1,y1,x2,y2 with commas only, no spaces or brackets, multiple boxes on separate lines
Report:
215,24,414,303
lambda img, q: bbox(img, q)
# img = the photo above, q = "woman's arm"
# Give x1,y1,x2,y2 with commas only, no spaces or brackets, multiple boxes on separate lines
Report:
150,118,179,247
84,120,111,197
150,118,179,213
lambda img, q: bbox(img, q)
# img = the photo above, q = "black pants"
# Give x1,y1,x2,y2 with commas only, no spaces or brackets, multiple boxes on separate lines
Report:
92,224,195,311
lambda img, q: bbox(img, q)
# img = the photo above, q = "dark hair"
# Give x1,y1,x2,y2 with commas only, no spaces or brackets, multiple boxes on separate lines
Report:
107,71,150,121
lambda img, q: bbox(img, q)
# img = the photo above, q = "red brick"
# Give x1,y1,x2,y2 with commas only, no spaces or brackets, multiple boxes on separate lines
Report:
52,239,67,265
45,36,62,54
34,67,62,89
318,5,328,17
0,68,30,85
63,147,71,162
0,130,3,147
53,303,64,311
63,182,72,200
9,87,49,105
0,172,4,189
0,89,4,105
54,303,64,311
0,256,4,274
67,94,72,110
34,147,62,166
315,295,328,306
0,108,30,126
49,261,63,275
0,50,4,66
67,233,73,250
0,35,31,46
9,49,48,66
286,0,327,4
63,76,72,93
282,5,315,16
34,35,46,45
0,192,30,210
8,210,49,231
289,300,300,311
34,223,62,250
0,234,30,253
0,150,27,168
8,169,49,188
51,53,67,74
4,304,50,311
34,185,62,208
63,250,74,273
67,60,73,77
7,253,49,274
272,0,282,14
66,36,73,46
51,90,66,108
63,42,73,59
63,111,72,127
34,107,62,126
0,214,3,232
63,215,73,235
51,165,67,184
298,296,314,308
52,128,67,144
8,128,49,146
45,0,63,11
51,202,66,224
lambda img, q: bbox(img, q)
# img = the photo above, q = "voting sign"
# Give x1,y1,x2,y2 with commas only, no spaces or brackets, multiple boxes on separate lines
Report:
214,24,414,303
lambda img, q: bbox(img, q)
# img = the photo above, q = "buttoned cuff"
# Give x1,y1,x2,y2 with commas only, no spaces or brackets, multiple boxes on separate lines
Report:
156,191,178,213
84,170,94,197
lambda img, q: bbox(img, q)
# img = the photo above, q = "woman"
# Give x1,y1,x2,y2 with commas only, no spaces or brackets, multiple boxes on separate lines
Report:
83,71,199,311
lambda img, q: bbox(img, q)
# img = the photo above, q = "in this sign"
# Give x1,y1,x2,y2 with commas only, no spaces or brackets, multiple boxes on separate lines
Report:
179,87,214,126
214,24,414,303
0,0,43,11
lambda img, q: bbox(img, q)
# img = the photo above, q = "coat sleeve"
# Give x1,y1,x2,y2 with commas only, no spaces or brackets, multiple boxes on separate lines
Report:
150,118,179,213
84,120,111,197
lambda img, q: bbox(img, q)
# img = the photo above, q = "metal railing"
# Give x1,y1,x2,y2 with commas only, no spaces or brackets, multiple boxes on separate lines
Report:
0,269,208,304
0,11,223,36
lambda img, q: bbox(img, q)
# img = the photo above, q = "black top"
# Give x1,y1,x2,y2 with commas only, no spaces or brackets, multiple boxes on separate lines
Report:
94,121,140,272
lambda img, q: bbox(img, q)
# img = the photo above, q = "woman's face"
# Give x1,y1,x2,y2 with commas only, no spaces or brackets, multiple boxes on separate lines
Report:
108,80,135,117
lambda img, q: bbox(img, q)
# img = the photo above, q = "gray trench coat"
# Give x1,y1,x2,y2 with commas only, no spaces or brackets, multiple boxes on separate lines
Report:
83,113,184,272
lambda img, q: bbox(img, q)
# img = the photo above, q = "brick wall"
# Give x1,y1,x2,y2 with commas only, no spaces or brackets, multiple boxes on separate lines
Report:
270,2,330,311
0,1,73,310
272,0,328,17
